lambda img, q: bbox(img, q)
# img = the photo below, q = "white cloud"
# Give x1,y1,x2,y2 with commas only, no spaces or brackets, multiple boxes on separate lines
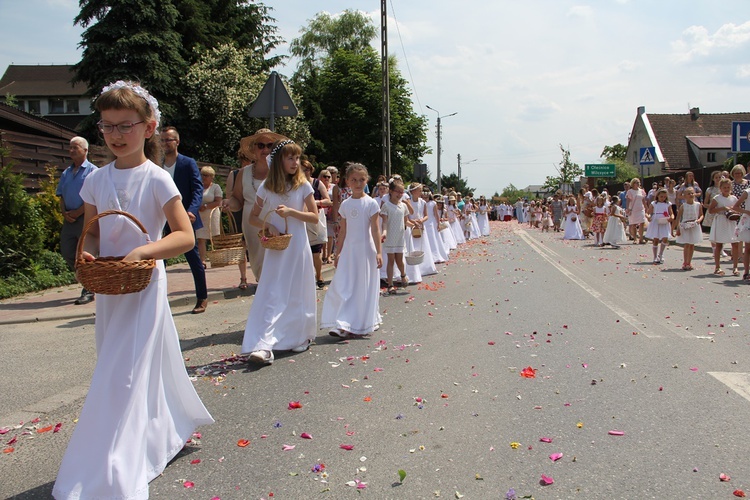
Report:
568,5,594,19
672,21,750,63
517,95,562,122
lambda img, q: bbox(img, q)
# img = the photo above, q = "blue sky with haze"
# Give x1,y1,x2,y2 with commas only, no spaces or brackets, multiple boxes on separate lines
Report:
2,1,749,196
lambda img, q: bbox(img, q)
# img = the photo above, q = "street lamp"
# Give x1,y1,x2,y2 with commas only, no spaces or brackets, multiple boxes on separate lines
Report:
426,105,457,193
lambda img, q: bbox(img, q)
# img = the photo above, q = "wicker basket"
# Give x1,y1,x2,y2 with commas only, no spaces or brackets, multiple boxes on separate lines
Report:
405,251,424,265
258,211,292,250
438,221,449,231
207,208,245,268
75,210,156,295
411,226,422,238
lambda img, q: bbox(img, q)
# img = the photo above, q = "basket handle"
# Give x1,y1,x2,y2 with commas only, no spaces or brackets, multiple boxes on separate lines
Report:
76,209,149,262
262,209,288,236
208,207,224,247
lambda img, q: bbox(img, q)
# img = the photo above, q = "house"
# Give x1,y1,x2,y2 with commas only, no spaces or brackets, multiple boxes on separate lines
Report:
625,106,750,177
0,64,90,130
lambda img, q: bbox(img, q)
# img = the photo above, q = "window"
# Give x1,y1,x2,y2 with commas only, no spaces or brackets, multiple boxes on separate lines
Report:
633,151,638,164
707,152,716,163
27,100,40,114
66,99,79,114
49,98,65,114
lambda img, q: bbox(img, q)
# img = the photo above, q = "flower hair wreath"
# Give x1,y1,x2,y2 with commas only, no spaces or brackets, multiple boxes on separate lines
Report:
269,140,295,162
100,81,162,133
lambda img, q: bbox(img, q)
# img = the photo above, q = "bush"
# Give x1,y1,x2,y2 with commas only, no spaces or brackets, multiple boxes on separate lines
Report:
35,165,64,252
0,251,76,299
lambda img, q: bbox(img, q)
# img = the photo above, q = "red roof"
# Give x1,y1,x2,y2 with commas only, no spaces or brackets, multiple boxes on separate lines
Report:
686,135,731,149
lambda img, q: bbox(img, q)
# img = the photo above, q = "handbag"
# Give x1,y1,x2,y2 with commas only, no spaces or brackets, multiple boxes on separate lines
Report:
306,208,327,245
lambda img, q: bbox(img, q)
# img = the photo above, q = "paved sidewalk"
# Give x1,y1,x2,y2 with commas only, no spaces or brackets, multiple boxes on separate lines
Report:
0,260,335,325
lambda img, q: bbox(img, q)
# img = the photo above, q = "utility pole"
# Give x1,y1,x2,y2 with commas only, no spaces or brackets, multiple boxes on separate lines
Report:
426,105,457,193
380,0,391,178
457,153,461,181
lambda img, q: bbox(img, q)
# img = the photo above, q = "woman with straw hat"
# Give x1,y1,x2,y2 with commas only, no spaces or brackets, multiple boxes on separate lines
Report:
230,128,287,282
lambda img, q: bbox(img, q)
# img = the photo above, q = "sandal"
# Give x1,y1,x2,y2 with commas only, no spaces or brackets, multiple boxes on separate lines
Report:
714,269,725,276
388,286,398,295
732,269,740,276
743,273,750,282
239,279,248,290
401,276,410,288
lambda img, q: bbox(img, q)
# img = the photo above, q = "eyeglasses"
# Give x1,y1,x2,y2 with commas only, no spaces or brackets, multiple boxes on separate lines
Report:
320,175,331,179
97,120,145,134
256,142,274,150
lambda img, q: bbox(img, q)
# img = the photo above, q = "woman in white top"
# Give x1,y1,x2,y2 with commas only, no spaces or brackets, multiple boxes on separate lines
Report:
196,166,223,266
625,178,648,244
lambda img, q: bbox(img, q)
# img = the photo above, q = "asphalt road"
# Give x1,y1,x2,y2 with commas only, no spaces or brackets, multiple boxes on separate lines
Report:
2,223,749,499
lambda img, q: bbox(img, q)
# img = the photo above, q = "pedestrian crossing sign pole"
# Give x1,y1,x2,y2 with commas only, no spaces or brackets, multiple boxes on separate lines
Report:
639,147,656,177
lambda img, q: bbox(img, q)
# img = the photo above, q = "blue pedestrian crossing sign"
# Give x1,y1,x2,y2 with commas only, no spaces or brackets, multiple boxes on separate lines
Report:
639,147,655,165
731,121,750,152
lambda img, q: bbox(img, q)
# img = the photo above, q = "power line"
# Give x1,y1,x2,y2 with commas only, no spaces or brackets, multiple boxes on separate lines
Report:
388,0,422,114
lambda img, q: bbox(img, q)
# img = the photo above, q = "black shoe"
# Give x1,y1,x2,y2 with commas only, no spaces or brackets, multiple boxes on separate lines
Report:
316,280,325,289
75,291,95,305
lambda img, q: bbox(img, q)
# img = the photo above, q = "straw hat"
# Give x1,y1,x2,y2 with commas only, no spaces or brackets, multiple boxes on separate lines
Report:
239,128,288,162
448,196,456,201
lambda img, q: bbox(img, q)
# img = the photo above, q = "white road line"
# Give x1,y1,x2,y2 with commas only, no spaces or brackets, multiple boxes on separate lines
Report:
516,229,693,339
708,372,750,403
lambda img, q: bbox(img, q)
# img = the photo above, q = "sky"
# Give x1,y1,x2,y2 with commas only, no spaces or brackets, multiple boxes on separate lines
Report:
2,0,750,197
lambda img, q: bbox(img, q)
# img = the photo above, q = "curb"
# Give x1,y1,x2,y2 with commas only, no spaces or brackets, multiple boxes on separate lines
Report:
0,266,336,326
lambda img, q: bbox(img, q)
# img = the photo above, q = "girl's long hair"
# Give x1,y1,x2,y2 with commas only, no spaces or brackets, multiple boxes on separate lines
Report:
264,142,305,195
95,83,162,164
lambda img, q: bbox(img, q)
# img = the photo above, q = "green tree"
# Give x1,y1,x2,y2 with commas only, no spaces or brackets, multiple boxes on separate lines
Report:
183,44,310,165
601,143,627,162
543,144,582,194
499,183,533,204
440,173,473,195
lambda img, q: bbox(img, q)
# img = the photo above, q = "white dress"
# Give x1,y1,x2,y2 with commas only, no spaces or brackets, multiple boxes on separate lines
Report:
448,206,466,244
406,198,437,280
53,161,214,500
563,205,584,240
644,201,672,240
241,181,316,353
321,197,382,335
381,199,408,253
676,201,703,245
466,205,481,240
603,206,627,245
477,204,490,236
439,209,458,250
425,200,449,262
195,182,222,239
736,189,750,242
709,194,739,244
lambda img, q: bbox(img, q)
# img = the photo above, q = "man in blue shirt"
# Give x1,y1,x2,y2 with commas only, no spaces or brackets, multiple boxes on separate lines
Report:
56,137,97,304
619,181,629,210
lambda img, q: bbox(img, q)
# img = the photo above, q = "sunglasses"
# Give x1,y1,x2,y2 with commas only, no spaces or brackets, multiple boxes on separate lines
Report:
256,142,274,150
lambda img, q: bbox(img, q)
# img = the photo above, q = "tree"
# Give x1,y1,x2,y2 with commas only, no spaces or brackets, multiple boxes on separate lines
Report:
499,183,532,204
183,44,310,165
297,46,427,177
73,0,187,135
601,144,627,162
440,173,473,195
543,144,582,194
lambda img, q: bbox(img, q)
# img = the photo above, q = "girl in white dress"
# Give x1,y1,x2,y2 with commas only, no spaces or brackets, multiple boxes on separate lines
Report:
53,82,213,500
732,186,750,280
241,140,319,364
708,178,740,276
381,178,412,294
447,197,466,244
626,178,648,244
406,183,438,280
563,196,584,240
322,164,382,337
675,187,704,270
603,197,628,247
436,198,458,250
425,193,450,262
477,197,491,236
644,189,673,264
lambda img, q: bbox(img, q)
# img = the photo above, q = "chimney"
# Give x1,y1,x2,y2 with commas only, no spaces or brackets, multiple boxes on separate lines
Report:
690,107,700,120
637,106,646,115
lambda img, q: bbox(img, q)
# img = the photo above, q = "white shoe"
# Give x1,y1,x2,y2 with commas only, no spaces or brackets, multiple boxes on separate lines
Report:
249,350,273,364
291,340,311,352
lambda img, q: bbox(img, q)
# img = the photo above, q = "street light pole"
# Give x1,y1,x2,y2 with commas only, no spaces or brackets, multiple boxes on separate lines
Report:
426,105,457,193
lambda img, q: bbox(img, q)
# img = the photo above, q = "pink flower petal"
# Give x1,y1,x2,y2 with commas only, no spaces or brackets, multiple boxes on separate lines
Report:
539,437,553,443
184,481,195,488
549,452,563,461
608,430,625,436
340,444,354,450
300,432,312,439
540,474,555,485
282,444,295,451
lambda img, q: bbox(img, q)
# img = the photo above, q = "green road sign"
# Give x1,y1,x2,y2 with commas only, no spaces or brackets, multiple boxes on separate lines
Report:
584,163,616,177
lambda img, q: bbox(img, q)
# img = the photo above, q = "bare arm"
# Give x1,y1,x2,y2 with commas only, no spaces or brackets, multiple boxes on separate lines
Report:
277,192,319,224
370,212,382,268
334,216,347,268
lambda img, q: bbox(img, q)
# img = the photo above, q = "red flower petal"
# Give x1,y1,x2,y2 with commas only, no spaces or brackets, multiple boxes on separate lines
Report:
733,490,746,497
190,459,201,464
53,423,62,433
340,444,354,450
37,425,53,433
184,481,194,488
6,436,17,445
237,439,250,447
300,432,312,439
520,366,537,378
720,473,731,482
2,447,14,454
288,401,303,409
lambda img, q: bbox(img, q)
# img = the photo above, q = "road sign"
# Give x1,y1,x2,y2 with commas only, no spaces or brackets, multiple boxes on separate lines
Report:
639,147,655,165
248,71,298,131
584,163,616,177
731,121,750,152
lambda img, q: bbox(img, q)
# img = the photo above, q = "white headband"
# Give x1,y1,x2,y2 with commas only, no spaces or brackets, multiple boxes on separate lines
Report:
100,81,161,132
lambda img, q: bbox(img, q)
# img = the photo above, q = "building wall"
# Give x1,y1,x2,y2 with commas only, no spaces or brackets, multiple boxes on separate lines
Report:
625,113,666,178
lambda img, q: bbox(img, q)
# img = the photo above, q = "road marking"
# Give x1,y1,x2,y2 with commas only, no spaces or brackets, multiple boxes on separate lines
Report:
708,372,750,403
516,229,693,339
